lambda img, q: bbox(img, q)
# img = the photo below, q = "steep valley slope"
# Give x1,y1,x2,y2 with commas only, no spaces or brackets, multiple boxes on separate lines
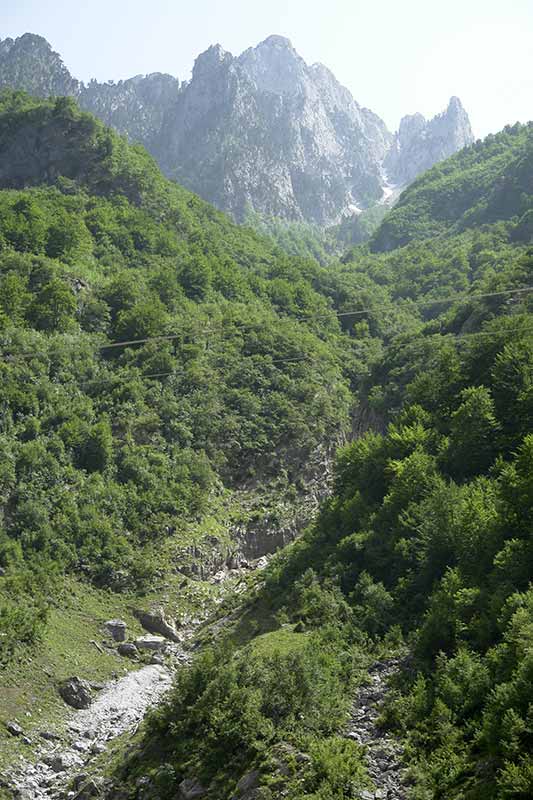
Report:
0,88,531,800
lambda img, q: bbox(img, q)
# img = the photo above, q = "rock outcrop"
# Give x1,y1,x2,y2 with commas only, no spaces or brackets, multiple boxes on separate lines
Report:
0,33,79,97
0,33,475,225
385,96,474,185
133,607,181,642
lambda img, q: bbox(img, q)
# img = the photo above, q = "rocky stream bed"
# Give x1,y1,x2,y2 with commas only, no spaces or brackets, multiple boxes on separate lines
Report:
5,638,192,800
346,658,411,800
6,654,412,800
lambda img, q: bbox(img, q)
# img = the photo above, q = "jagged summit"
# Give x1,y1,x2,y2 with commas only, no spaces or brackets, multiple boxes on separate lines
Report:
0,32,79,97
257,34,295,49
0,32,475,225
447,95,466,112
192,43,232,79
385,97,474,185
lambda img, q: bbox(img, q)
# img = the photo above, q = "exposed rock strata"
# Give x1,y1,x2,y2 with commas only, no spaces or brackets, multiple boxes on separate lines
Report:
0,33,474,225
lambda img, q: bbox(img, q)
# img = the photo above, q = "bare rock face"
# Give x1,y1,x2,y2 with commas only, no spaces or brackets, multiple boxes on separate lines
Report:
0,33,474,225
385,96,474,185
80,72,181,154
157,35,391,224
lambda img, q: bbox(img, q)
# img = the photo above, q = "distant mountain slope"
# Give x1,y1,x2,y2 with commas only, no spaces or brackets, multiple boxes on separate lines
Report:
384,96,474,185
372,121,533,251
0,33,474,225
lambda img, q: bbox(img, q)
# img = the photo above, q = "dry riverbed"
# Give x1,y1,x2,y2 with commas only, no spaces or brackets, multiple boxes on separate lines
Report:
6,641,191,800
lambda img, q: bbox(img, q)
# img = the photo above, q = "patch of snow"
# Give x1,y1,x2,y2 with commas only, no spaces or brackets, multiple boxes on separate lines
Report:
379,167,401,206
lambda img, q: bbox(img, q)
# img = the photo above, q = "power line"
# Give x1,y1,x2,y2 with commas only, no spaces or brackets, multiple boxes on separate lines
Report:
99,285,533,348
319,285,533,321
1,285,532,363
140,323,533,381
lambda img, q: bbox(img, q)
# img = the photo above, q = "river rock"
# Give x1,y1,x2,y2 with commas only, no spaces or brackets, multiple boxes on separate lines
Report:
73,777,105,799
14,790,34,800
104,619,127,642
39,730,61,741
72,739,90,752
135,634,167,651
6,720,23,736
59,677,93,709
117,642,139,659
178,779,207,799
43,752,81,773
73,773,90,789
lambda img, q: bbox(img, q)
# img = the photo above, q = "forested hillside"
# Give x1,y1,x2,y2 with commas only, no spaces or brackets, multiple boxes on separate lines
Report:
0,89,531,800
0,89,359,667
372,122,533,251
109,123,533,800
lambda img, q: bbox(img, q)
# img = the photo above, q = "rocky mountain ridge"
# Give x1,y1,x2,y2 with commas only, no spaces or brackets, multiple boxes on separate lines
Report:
0,32,475,224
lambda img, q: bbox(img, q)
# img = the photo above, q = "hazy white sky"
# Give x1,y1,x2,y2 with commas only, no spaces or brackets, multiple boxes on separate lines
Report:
2,0,532,137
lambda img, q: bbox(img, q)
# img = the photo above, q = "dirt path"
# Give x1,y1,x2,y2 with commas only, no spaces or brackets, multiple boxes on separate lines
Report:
7,643,191,800
346,658,411,800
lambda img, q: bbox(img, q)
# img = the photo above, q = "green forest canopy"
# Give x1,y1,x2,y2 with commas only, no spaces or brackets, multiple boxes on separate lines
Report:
0,90,532,800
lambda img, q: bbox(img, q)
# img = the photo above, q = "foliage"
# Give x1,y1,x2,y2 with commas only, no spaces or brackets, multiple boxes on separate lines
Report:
1,91,532,800
117,114,533,799
372,122,533,251
0,92,356,662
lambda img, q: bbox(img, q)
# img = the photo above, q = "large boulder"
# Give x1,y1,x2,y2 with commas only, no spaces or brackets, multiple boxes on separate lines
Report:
134,607,180,642
6,720,23,736
43,751,82,773
58,677,93,709
104,619,127,642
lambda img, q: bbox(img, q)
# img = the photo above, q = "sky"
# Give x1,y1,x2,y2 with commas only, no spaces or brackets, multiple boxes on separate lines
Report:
1,0,532,138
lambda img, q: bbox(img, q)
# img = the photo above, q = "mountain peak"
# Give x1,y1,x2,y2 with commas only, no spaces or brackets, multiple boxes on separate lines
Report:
0,32,78,97
386,99,474,185
0,31,475,226
447,95,465,113
192,44,232,78
257,34,294,50
398,112,427,136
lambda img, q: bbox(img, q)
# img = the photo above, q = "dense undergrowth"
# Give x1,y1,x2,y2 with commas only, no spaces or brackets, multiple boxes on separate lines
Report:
108,125,532,799
0,89,362,665
0,89,532,799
